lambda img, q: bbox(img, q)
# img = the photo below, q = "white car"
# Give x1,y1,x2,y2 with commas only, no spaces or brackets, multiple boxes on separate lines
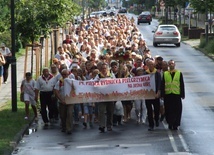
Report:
152,24,181,47
90,12,101,18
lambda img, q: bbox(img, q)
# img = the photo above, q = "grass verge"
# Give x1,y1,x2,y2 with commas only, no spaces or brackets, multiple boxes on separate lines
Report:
0,93,32,155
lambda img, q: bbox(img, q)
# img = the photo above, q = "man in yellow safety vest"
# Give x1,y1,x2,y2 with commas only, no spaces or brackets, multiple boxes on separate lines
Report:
161,59,185,130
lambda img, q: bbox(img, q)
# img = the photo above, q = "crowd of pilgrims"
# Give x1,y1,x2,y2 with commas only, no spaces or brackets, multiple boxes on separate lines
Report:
22,14,174,134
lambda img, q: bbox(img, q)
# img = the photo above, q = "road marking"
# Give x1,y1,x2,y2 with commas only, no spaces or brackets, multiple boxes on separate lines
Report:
163,121,190,153
76,144,109,149
76,143,151,149
163,121,178,152
123,154,145,155
168,152,192,155
119,144,151,147
178,133,190,152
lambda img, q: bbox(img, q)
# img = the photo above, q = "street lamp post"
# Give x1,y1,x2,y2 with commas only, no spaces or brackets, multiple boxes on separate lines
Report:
11,0,17,112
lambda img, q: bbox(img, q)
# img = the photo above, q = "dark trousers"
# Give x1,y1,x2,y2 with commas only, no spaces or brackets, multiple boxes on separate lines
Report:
164,94,182,127
145,99,160,128
40,91,54,123
59,103,74,131
74,104,81,122
3,63,9,82
98,102,114,128
51,96,59,119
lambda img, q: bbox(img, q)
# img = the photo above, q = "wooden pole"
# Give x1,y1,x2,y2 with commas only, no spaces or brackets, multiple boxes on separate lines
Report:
35,47,40,80
23,46,28,78
45,38,49,67
57,29,60,47
51,31,55,60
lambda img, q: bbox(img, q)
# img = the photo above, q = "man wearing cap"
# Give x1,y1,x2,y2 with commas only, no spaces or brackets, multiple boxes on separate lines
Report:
0,43,11,84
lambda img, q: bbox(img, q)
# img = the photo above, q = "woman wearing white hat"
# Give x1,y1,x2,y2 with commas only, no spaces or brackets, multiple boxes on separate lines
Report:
0,43,11,84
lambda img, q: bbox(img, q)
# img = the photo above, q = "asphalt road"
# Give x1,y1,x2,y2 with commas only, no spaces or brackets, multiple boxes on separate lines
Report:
11,14,214,155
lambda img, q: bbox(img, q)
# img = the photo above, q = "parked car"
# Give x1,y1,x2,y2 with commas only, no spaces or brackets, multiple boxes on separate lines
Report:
137,11,152,25
118,8,127,13
152,24,181,47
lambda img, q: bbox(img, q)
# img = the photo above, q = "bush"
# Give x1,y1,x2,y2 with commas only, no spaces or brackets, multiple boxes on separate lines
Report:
0,31,11,49
0,31,23,52
205,39,214,54
199,39,207,48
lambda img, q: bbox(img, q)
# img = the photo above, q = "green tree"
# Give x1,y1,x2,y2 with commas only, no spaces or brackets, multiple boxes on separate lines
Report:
88,0,106,11
16,0,81,46
190,0,214,13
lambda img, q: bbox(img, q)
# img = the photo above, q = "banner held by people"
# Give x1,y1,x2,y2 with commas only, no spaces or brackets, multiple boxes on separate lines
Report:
64,74,156,104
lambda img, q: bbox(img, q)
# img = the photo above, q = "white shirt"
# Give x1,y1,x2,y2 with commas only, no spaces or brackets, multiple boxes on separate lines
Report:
22,79,36,96
54,80,66,100
0,47,11,56
35,75,55,92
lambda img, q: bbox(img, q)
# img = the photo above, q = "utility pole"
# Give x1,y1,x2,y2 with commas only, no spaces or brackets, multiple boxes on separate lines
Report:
11,0,17,112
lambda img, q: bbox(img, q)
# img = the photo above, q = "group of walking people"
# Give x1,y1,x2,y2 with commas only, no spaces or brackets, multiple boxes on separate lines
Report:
20,14,185,134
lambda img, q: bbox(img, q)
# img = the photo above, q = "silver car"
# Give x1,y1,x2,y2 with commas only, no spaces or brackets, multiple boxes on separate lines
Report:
152,24,181,47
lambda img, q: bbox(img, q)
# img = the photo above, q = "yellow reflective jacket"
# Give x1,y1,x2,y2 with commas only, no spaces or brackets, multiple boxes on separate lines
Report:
164,71,181,95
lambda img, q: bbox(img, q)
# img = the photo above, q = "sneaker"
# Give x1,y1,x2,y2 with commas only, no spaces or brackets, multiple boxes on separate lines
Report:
3,81,7,84
67,131,72,135
44,123,49,127
24,116,28,120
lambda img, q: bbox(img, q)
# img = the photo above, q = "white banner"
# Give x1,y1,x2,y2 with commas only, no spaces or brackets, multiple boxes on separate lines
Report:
64,74,156,104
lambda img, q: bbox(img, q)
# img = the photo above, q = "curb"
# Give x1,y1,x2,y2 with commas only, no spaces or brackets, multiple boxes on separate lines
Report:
5,118,35,155
182,41,214,61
